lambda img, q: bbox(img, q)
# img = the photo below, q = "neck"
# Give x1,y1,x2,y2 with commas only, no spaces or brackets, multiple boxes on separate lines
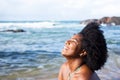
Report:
67,57,83,73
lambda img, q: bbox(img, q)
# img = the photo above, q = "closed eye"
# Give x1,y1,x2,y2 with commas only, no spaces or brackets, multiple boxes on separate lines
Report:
70,39,79,45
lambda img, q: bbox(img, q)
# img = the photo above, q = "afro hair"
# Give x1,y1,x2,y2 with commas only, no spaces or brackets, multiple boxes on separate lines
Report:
78,22,108,71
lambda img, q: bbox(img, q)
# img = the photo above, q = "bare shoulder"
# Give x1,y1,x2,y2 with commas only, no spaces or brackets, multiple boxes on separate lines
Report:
74,65,100,80
73,65,93,80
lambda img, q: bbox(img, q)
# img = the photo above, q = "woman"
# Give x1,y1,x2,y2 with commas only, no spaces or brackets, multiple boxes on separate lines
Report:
58,22,108,80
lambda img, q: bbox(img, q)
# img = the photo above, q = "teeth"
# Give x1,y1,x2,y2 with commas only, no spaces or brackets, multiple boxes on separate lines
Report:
64,46,68,50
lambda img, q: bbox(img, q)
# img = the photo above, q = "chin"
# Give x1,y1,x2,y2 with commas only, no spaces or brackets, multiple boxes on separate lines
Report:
62,52,73,58
62,54,71,58
62,50,69,56
61,52,67,57
62,52,80,59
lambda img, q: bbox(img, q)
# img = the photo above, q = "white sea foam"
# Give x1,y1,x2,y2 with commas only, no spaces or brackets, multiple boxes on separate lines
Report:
0,21,56,29
0,21,84,30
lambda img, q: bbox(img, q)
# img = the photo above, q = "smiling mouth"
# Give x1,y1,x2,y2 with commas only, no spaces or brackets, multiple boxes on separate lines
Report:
63,46,69,50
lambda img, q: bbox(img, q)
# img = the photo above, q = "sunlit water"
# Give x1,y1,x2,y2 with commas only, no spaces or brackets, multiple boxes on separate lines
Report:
0,21,120,80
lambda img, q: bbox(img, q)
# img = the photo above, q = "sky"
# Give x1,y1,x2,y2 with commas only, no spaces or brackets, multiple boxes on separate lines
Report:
0,0,120,21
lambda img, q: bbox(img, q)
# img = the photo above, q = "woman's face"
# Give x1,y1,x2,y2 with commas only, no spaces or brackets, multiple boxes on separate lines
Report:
62,34,83,58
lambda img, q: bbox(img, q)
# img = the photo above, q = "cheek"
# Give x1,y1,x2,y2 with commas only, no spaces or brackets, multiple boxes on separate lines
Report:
71,45,81,55
70,44,77,51
68,45,78,54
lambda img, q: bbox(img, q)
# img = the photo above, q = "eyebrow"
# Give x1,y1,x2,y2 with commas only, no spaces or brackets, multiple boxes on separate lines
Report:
71,38,79,45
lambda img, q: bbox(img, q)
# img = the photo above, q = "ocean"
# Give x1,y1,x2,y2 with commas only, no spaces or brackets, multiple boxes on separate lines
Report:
0,21,120,80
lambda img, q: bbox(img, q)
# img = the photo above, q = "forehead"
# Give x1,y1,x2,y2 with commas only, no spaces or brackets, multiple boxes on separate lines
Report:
71,34,83,41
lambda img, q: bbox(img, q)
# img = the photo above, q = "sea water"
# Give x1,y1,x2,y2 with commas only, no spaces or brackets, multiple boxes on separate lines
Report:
0,21,120,80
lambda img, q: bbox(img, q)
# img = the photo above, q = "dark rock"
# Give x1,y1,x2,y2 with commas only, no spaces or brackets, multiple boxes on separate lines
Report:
0,29,26,33
80,16,120,26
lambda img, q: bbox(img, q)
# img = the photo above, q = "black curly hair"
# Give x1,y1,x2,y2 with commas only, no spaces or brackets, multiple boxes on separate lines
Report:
78,22,108,71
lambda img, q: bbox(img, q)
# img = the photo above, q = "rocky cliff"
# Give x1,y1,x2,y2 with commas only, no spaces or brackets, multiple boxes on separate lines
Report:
80,16,120,26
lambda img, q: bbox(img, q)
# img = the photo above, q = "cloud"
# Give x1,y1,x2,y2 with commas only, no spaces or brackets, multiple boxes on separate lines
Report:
0,0,120,20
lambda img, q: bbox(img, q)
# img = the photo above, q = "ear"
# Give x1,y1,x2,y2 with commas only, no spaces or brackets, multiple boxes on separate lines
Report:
79,49,87,57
